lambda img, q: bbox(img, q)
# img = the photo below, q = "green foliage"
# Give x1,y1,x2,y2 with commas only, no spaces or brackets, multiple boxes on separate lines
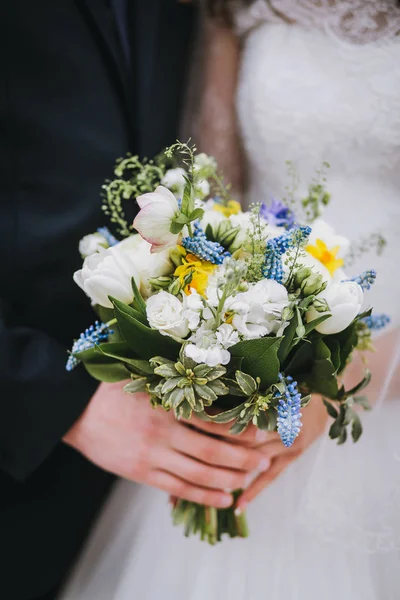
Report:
230,336,282,391
73,346,130,382
110,297,180,361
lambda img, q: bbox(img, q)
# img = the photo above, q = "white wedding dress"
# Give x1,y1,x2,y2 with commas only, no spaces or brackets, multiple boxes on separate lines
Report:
60,2,400,599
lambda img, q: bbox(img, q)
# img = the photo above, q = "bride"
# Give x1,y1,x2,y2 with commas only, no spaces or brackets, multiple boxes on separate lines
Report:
60,2,400,598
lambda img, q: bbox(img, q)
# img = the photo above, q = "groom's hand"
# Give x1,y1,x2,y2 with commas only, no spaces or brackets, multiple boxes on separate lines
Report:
63,382,269,509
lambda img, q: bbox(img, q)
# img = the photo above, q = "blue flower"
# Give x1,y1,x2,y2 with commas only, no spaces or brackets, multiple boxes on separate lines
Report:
260,199,295,229
275,374,302,447
263,226,311,283
362,313,390,331
66,321,112,371
97,227,119,247
182,223,230,265
350,269,377,291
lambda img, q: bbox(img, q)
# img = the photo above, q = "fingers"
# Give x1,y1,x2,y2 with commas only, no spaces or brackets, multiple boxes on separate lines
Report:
172,423,270,472
182,414,271,446
157,448,252,492
148,470,234,509
235,453,298,512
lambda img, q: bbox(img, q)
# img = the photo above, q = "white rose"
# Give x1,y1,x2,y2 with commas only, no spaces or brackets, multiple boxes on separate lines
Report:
306,281,364,334
134,186,180,253
161,168,186,196
146,291,189,339
74,237,141,308
78,232,109,258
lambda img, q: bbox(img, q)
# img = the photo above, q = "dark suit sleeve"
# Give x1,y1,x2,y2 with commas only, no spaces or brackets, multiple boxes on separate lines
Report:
0,318,98,481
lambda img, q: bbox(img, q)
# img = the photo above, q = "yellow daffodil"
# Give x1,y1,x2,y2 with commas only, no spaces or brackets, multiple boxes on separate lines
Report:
305,239,344,275
174,253,216,297
213,200,242,218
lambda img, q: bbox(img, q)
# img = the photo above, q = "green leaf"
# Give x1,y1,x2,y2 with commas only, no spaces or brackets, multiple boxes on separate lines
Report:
265,408,277,432
351,413,363,442
173,212,190,224
170,220,185,234
154,364,179,378
111,297,180,361
304,314,332,335
300,394,312,408
84,360,130,383
325,339,341,374
255,411,269,431
193,383,217,402
220,378,246,397
337,427,348,445
189,207,204,222
181,177,195,216
96,342,154,374
235,371,257,396
184,385,196,408
230,337,282,391
124,378,147,393
284,342,313,374
171,387,185,409
208,379,229,396
303,339,339,399
323,398,338,419
130,277,147,316
93,305,115,324
329,418,343,440
162,377,182,394
344,370,372,397
207,403,247,423
277,316,298,363
329,321,359,373
229,420,251,435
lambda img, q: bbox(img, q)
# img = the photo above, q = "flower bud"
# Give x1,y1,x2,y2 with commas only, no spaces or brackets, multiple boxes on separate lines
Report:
148,276,173,290
170,247,184,268
168,278,183,296
293,266,312,288
301,273,327,297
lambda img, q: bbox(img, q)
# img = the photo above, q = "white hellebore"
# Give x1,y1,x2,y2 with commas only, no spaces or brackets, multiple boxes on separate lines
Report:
78,232,109,258
74,237,141,309
134,186,180,253
146,291,189,339
306,281,364,335
227,279,289,340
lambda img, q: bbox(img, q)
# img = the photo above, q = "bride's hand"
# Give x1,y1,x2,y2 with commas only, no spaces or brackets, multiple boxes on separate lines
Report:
234,395,329,514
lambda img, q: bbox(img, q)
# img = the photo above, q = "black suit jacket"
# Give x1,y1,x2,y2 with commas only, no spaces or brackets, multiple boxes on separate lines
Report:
0,1,196,598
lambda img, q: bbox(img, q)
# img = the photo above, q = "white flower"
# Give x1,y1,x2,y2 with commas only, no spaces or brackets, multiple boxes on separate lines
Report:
306,281,364,335
194,153,217,172
161,168,186,197
78,232,109,258
134,186,180,253
74,235,172,308
227,279,289,340
308,218,350,259
215,323,240,348
146,291,189,339
74,237,142,308
195,178,210,199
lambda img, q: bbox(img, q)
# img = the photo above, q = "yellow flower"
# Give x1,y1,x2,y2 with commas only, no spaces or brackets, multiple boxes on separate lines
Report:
174,253,216,297
305,239,344,275
213,200,242,218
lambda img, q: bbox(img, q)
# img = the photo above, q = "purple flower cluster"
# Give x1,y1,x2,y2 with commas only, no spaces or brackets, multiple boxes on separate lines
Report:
260,199,295,229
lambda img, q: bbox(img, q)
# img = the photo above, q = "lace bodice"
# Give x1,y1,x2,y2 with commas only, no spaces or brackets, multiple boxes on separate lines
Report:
235,0,400,44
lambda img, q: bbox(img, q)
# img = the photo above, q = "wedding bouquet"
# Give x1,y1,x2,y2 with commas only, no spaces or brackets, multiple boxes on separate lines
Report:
68,142,389,543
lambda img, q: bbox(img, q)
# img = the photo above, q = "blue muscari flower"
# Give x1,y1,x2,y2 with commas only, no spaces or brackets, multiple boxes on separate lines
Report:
350,269,377,291
275,374,302,448
97,227,119,247
66,321,112,371
263,225,311,283
260,198,295,229
182,223,230,265
362,313,391,331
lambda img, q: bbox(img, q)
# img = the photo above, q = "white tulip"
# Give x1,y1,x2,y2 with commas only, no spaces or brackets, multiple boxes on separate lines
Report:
134,186,180,253
74,238,141,308
127,235,173,298
146,291,189,339
306,281,364,334
78,232,108,258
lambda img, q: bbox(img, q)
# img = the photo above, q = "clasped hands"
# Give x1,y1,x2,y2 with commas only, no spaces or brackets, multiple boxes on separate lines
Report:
64,382,328,510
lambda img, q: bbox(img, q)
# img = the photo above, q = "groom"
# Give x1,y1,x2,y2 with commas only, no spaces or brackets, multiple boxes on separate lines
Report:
0,2,276,599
